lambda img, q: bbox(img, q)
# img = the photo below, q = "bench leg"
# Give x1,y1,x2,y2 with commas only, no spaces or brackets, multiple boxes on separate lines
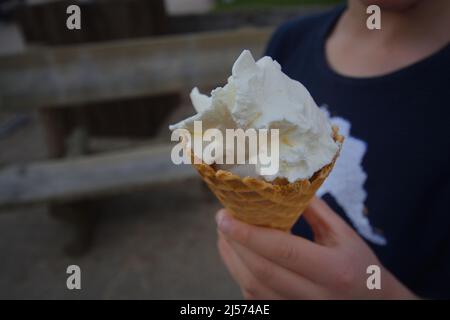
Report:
48,200,100,257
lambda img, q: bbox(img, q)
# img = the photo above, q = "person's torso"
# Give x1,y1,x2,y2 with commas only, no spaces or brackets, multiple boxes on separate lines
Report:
265,5,450,298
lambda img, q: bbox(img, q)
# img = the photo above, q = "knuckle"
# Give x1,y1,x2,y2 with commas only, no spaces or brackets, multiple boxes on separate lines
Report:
279,243,298,261
332,263,356,290
251,261,274,281
233,225,252,244
240,277,258,297
242,288,257,300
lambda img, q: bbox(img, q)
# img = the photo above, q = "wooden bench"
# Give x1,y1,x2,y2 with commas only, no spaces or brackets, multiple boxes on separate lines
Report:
0,143,196,209
0,28,271,254
0,28,272,110
0,142,199,255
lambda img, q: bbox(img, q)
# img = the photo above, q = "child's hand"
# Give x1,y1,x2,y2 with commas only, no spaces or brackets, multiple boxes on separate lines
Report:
216,197,417,299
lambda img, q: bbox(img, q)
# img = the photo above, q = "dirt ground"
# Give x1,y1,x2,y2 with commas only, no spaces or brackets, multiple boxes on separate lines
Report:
0,103,242,299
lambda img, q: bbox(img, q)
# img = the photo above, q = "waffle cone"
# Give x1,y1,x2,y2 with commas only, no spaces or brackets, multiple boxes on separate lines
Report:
191,127,344,232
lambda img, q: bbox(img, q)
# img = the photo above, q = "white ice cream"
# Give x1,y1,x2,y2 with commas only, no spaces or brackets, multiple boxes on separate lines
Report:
169,50,339,182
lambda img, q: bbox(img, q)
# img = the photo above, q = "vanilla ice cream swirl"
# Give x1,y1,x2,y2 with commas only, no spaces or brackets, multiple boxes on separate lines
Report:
170,50,339,182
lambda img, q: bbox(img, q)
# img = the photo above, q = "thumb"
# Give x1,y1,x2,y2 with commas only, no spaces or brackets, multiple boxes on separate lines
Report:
302,197,350,245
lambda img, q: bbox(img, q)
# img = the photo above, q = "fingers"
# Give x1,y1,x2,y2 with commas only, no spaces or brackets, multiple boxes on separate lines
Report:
217,233,283,300
216,209,332,283
303,197,355,245
223,235,325,299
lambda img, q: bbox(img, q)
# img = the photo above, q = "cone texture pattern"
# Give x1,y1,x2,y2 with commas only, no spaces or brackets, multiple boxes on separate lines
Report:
192,127,344,231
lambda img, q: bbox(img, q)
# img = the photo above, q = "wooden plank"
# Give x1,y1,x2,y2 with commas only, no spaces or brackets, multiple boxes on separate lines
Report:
168,7,326,34
0,144,197,209
37,93,180,158
0,28,273,110
15,0,168,45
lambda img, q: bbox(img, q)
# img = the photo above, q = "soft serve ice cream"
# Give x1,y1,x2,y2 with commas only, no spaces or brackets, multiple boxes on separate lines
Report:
170,50,339,183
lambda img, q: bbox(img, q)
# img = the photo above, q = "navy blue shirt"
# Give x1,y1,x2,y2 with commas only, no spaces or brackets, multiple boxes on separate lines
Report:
265,5,450,299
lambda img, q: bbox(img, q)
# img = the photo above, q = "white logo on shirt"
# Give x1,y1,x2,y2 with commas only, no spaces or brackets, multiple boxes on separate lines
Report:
318,111,387,245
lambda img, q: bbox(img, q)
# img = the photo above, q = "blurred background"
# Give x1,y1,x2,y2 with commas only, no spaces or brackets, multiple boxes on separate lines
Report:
0,0,341,299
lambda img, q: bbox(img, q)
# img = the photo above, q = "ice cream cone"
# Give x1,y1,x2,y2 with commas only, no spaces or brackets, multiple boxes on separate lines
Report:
191,127,344,232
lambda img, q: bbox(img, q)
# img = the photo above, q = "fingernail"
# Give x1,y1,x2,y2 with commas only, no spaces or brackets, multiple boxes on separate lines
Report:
216,209,232,234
